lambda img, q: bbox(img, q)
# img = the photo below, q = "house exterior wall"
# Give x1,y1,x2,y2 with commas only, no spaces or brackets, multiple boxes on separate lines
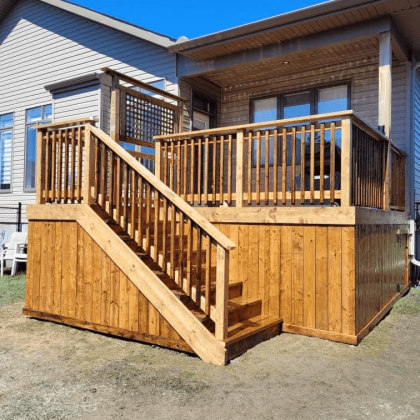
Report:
0,0,177,226
414,69,420,205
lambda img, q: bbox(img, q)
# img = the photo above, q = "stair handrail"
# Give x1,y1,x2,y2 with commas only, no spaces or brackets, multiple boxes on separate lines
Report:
85,124,235,341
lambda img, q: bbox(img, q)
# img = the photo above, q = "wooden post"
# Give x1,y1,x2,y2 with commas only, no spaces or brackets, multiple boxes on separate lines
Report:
83,125,94,205
341,117,352,207
215,244,229,341
110,75,120,142
383,141,391,210
236,129,244,207
36,129,45,204
378,31,392,138
155,140,162,181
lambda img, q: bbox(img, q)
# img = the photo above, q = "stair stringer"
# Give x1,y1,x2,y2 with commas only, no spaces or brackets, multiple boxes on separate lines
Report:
77,204,227,365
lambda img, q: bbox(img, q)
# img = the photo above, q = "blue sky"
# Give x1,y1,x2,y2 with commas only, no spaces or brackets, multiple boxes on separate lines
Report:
70,0,328,39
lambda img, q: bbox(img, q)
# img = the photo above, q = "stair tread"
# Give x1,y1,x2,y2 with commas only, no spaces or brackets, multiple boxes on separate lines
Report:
228,297,261,311
224,315,283,345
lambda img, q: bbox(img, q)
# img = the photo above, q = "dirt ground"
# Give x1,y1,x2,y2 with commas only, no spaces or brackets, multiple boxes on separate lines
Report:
1,290,420,420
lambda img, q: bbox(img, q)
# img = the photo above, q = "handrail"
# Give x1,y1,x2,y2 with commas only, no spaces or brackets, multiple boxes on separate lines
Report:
88,125,236,251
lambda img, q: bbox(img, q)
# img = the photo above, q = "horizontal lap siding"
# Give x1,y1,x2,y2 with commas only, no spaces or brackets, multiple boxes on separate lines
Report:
0,0,176,218
25,220,188,349
355,224,408,333
414,71,420,204
215,223,356,336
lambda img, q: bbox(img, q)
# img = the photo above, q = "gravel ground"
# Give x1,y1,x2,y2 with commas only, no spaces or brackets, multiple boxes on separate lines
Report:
1,288,420,420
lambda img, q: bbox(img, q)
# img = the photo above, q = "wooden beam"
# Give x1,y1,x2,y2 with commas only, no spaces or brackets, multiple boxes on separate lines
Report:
390,19,411,64
177,17,392,78
215,245,229,341
340,117,352,208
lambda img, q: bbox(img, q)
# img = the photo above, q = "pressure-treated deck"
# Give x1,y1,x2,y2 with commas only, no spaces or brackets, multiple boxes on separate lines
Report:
24,106,410,364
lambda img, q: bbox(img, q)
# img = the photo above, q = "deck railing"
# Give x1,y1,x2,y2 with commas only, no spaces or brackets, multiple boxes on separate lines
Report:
155,111,406,211
35,120,235,341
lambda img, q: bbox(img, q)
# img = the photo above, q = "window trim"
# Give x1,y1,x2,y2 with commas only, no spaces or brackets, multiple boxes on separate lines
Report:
191,90,217,131
24,104,53,192
0,112,14,194
249,81,351,123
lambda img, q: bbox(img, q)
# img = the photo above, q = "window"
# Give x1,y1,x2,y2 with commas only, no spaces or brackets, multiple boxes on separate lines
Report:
25,105,52,190
250,84,350,166
141,78,166,97
0,113,13,191
192,91,217,131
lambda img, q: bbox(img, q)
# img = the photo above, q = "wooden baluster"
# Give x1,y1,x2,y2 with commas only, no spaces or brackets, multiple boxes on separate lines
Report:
36,129,45,204
177,140,181,197
196,227,202,307
115,156,121,224
204,137,209,205
163,142,168,186
300,126,306,205
228,134,233,206
170,204,176,279
248,132,252,205
161,198,168,273
77,127,82,202
197,138,202,206
99,143,106,208
215,245,229,341
320,124,325,205
212,136,217,205
282,128,287,205
264,131,269,205
70,128,76,203
123,163,128,229
155,140,161,181
50,131,56,202
130,169,137,239
56,131,63,204
138,177,144,248
187,219,192,297
108,152,115,216
178,212,184,289
64,130,70,203
310,125,315,205
273,129,278,205
170,141,175,192
83,126,94,205
220,135,225,205
256,131,261,205
183,140,188,201
291,127,296,205
154,190,160,263
205,236,211,316
190,139,195,205
330,123,335,205
145,183,152,254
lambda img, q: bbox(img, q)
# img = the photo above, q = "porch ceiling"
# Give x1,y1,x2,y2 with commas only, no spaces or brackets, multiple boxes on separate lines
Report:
191,35,380,88
172,0,420,62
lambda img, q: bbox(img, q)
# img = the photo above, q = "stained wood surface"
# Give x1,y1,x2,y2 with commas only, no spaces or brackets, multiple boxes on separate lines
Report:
25,220,189,349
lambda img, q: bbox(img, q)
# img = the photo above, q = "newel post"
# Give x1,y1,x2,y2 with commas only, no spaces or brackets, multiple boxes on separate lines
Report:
83,125,95,205
35,128,46,204
340,117,352,208
110,75,120,142
215,244,229,341
235,129,244,207
155,140,162,181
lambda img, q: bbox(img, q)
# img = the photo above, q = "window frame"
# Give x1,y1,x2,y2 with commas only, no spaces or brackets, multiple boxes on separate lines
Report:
24,104,53,192
191,90,217,131
0,112,14,193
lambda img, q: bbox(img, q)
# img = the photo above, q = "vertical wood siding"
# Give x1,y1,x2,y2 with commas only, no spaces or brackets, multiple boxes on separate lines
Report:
0,0,176,218
25,220,191,351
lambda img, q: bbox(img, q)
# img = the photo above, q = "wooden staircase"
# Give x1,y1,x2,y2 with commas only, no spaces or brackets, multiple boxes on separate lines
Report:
32,120,282,364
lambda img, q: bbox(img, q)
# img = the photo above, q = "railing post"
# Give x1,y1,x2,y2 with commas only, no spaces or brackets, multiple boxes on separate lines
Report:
155,140,162,181
83,125,95,205
110,75,120,142
36,129,46,204
340,117,352,207
215,244,229,341
235,129,244,207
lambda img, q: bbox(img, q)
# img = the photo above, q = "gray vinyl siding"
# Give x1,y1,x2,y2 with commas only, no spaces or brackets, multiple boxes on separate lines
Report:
414,70,420,204
0,0,177,222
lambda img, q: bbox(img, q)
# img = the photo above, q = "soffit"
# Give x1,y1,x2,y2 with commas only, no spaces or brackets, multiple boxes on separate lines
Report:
0,0,17,24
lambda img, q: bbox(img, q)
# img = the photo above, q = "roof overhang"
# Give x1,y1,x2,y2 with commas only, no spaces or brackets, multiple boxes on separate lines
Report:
0,0,176,49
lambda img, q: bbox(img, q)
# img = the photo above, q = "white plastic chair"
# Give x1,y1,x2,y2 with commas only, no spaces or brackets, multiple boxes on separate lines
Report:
1,232,28,277
11,243,28,276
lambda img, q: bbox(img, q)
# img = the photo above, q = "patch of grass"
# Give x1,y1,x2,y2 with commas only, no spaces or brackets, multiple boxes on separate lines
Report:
392,287,420,315
0,274,26,307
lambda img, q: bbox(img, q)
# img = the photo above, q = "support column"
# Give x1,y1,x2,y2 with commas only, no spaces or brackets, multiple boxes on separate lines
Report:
378,31,392,137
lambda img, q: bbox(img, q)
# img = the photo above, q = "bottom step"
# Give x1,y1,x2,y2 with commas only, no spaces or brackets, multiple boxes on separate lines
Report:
224,315,283,361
